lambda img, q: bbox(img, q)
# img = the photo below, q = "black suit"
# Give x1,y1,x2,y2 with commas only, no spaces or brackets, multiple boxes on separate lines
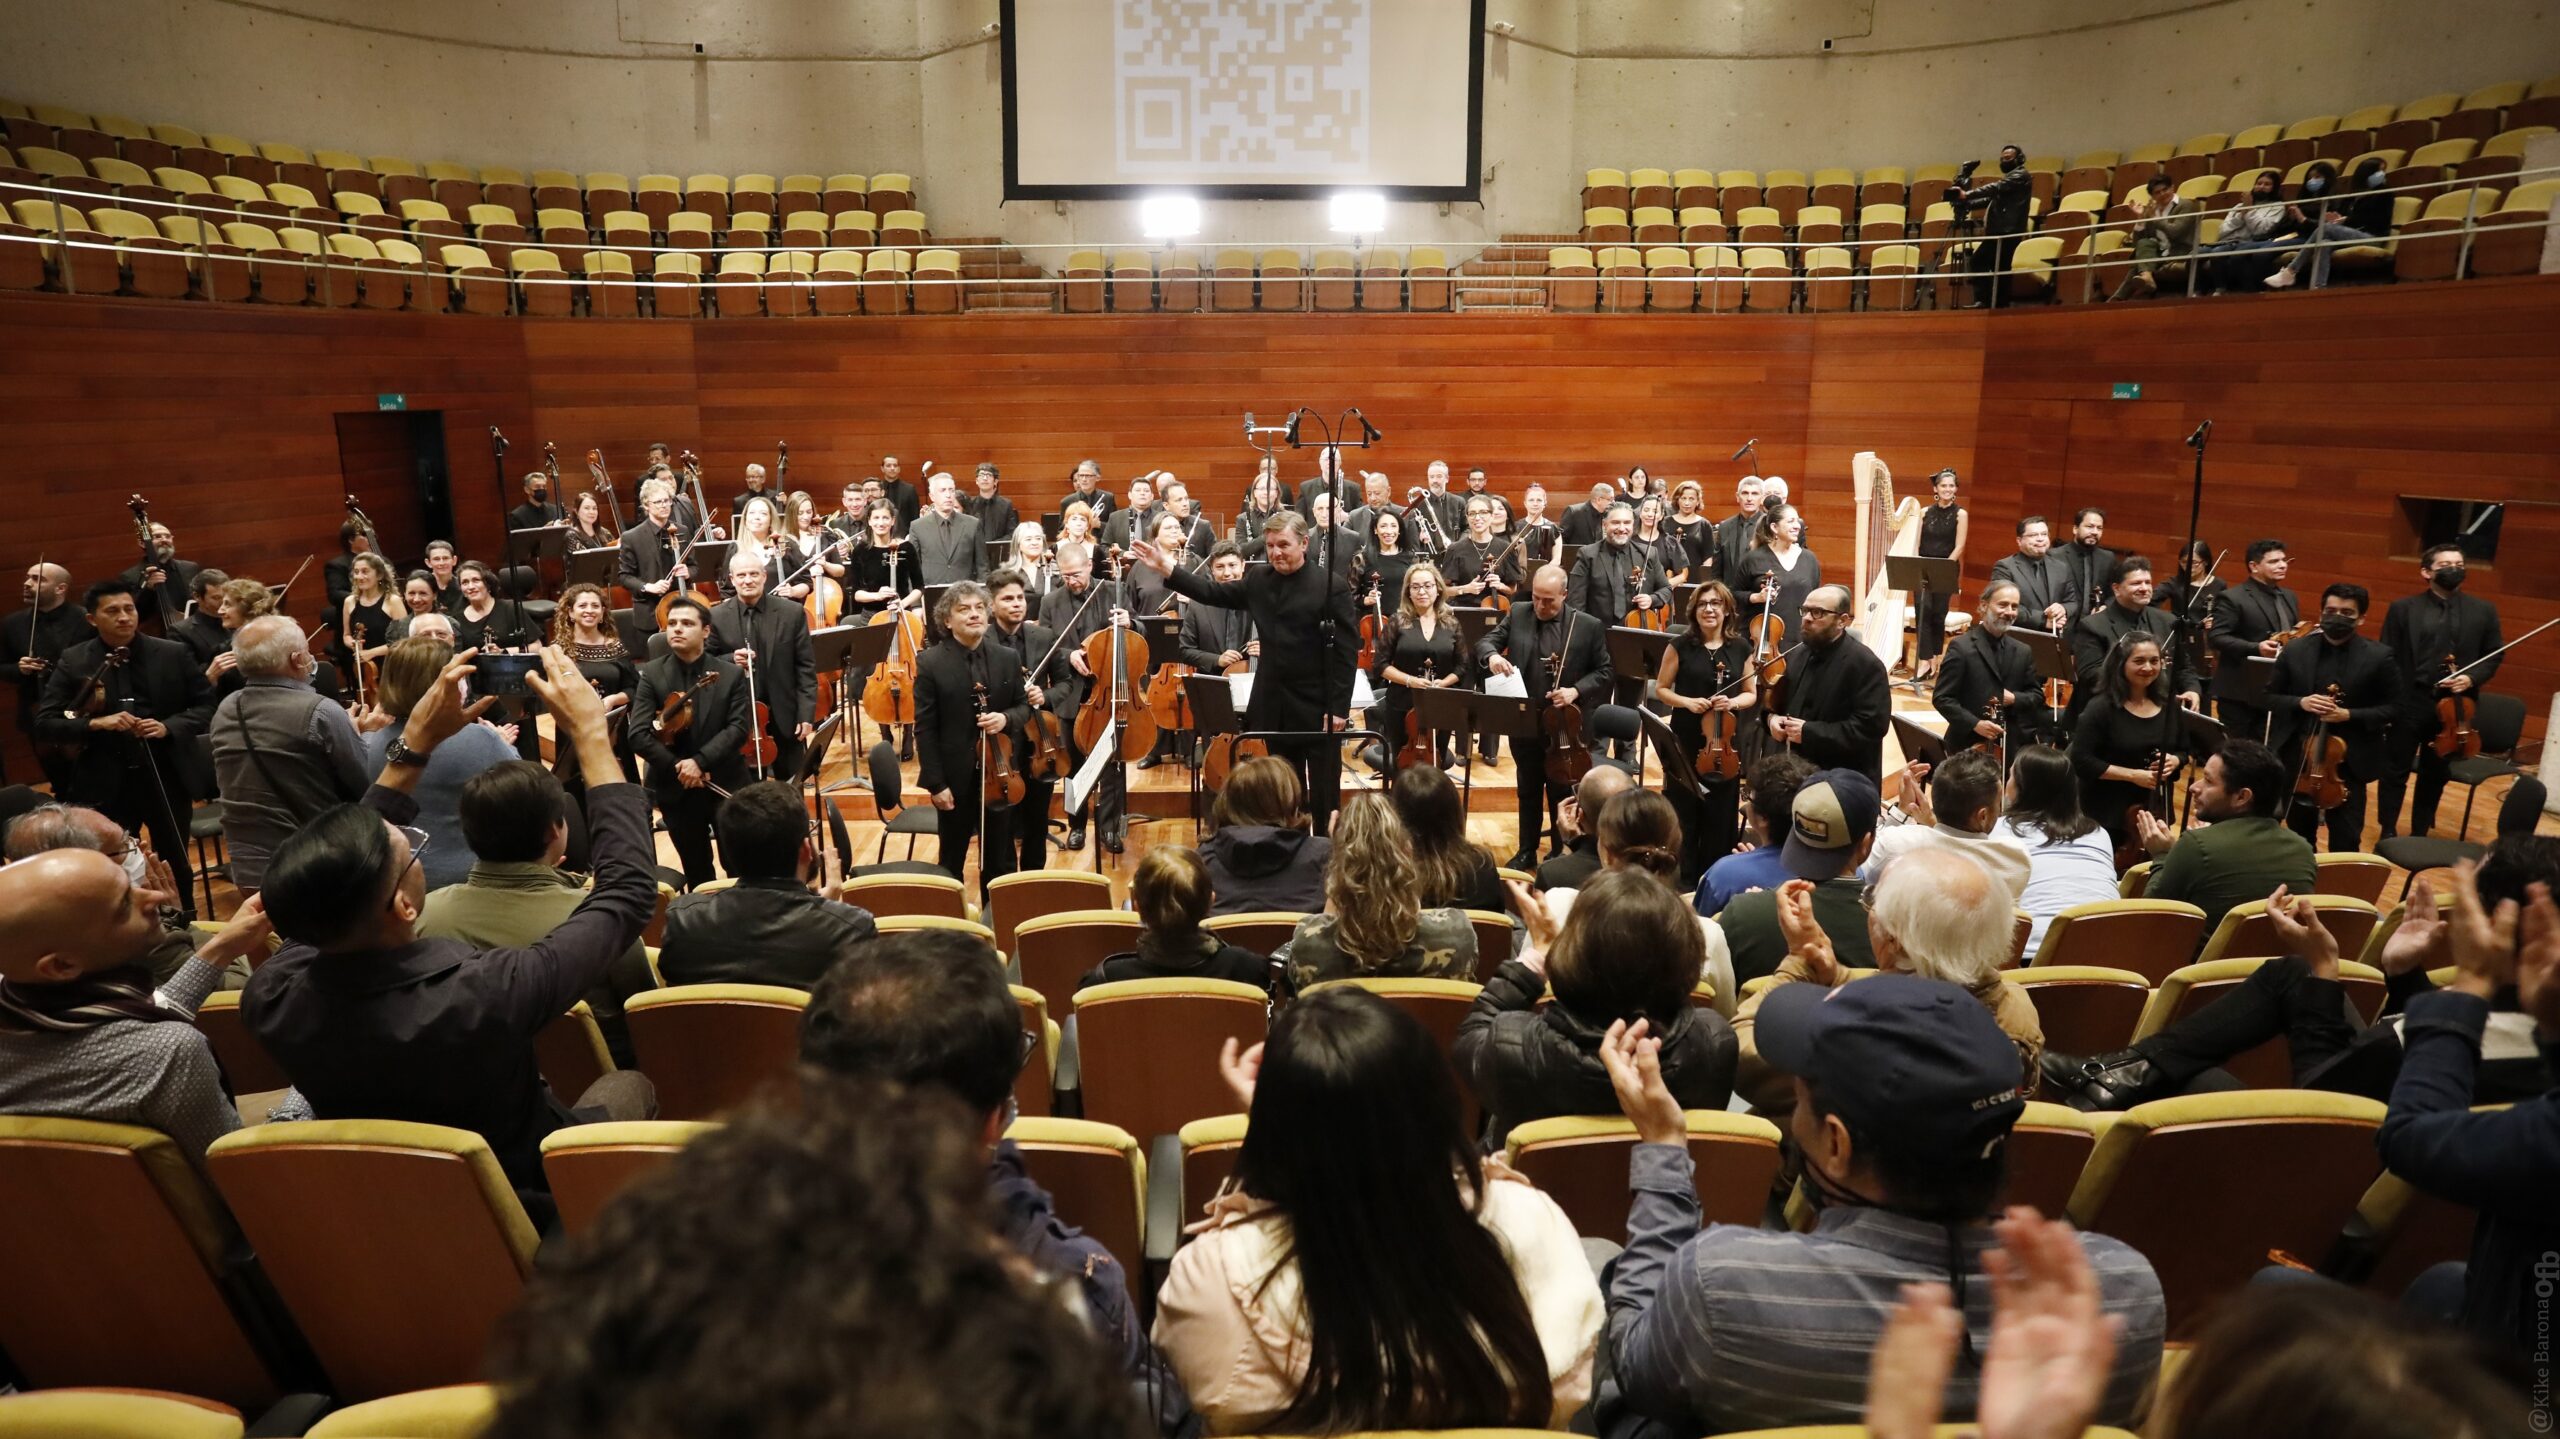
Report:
1988,550,2079,630
880,479,922,532
1295,474,1354,520
1,601,94,790
915,636,1030,890
706,594,816,780
1164,555,1361,836
993,618,1063,872
1934,625,2045,753
1065,485,1118,528
2072,603,2201,712
1039,579,1127,837
2057,543,2119,622
1476,606,1612,860
117,556,201,630
34,633,214,909
966,492,1021,547
1711,513,1761,586
1559,503,1608,548
1567,541,1671,627
615,522,686,635
1773,635,1892,782
2377,587,2504,837
2267,632,2399,851
627,651,751,887
1410,490,1467,552
2210,579,2300,743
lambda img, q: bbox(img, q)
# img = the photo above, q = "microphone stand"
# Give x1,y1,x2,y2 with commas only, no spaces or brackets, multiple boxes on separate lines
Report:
488,426,512,573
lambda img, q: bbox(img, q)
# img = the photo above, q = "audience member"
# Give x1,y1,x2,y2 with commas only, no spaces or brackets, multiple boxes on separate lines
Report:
1459,868,1736,1145
2146,1284,2532,1438
1596,972,2163,1435
1516,789,1737,1015
1280,794,1477,990
1861,749,2030,903
1155,987,1602,1432
2372,857,2560,1362
244,646,655,1194
418,761,655,1066
656,780,877,989
1081,845,1270,992
1695,752,1816,918
209,614,370,892
0,852,273,1169
5,802,199,982
2132,738,2316,933
2199,168,2303,291
483,1078,1143,1439
1718,769,1881,983
1391,763,1507,912
1733,849,2043,1112
1536,765,1633,892
360,637,519,891
1200,755,1330,915
1994,745,2119,957
798,930,1195,1435
2110,170,2201,300
2264,157,2396,291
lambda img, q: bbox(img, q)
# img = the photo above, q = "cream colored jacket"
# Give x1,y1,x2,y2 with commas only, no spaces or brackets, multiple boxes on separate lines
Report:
1151,1173,1603,1434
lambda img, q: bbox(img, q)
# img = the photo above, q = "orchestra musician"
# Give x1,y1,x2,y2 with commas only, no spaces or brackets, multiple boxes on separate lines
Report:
1568,504,1671,627
2070,556,2204,718
1476,564,1611,870
2155,540,2225,684
1371,562,1466,776
2,561,92,790
1411,460,1467,552
1361,509,1417,610
1986,516,2079,635
913,581,1029,893
203,577,277,701
1131,513,1199,771
1631,496,1688,587
1910,469,1968,682
913,473,984,588
1557,480,1616,548
1066,457,1119,528
452,562,540,655
34,580,214,918
1039,540,1129,852
876,453,921,531
728,461,776,521
707,551,817,780
843,500,920,620
626,594,749,890
986,567,1061,873
1763,584,1891,784
1155,481,1219,556
2267,583,2398,852
1136,511,1360,838
1232,470,1289,561
1733,504,1819,648
1461,466,1511,530
965,462,1020,541
1099,473,1163,551
1293,443,1352,521
2068,630,2189,851
553,582,639,790
1345,472,1397,555
506,468,565,533
2207,538,2301,745
1441,496,1522,612
340,553,405,687
1513,484,1561,568
1008,521,1056,600
1178,544,1258,682
1665,480,1716,582
1653,580,1758,876
1933,581,2045,756
566,489,618,550
172,569,233,669
1304,491,1366,580
824,479,872,546
616,478,689,637
1710,474,1766,586
729,495,791,599
2059,508,2117,621
2376,542,2503,840
117,520,200,631
324,516,378,611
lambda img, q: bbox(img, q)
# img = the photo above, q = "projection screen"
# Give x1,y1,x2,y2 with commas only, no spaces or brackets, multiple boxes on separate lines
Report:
1001,0,1485,201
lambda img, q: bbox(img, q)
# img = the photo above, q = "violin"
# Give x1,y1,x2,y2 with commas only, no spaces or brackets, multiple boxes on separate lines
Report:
2272,618,2320,647
652,671,717,741
1357,570,1385,670
740,651,777,777
1747,572,1788,695
1973,693,2007,758
1398,657,1439,770
2294,682,2350,813
1072,548,1155,763
2193,592,2220,680
860,596,925,727
977,681,1027,807
349,621,380,706
1624,554,1667,631
1540,651,1592,788
2115,747,2175,874
1692,659,1743,782
2432,652,2482,759
38,646,132,764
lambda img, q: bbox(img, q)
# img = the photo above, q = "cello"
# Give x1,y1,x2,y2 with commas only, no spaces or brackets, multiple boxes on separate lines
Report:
1540,651,1592,788
1074,550,1156,764
860,597,925,730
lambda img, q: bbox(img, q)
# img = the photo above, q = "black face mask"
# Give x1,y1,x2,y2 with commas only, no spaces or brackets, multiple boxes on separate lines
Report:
2432,567,2467,593
1998,155,2022,173
2319,613,2358,640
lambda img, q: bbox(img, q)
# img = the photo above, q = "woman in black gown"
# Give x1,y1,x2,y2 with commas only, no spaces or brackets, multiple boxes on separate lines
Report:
1363,509,1415,609
2069,630,2188,855
1733,504,1820,650
339,552,403,702
1371,561,1466,775
1912,468,1969,681
1653,581,1760,882
553,581,640,787
1666,479,1717,579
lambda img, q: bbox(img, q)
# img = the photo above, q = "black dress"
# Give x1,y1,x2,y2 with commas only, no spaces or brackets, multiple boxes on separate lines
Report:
1915,502,1963,664
566,639,642,785
1666,631,1753,880
342,596,394,667
844,540,921,621
1364,550,1415,612
1372,614,1465,774
2070,696,2187,847
1668,516,1716,575
1735,546,1822,649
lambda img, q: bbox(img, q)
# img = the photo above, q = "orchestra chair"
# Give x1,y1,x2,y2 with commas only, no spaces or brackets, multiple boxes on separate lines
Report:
2005,1102,2112,1219
2311,852,2394,903
1465,908,1517,979
1073,978,1266,1144
205,1121,537,1400
1201,910,1306,958
1013,909,1141,1019
303,1384,500,1438
2026,898,2208,983
2377,774,2544,900
2067,1091,2385,1338
1177,1112,1249,1239
192,989,293,1095
2192,896,2379,968
0,1390,248,1439
1004,1116,1146,1276
539,1120,715,1236
841,869,971,921
532,1001,615,1107
1013,984,1061,1116
986,869,1113,957
1506,1111,1783,1245
622,984,810,1120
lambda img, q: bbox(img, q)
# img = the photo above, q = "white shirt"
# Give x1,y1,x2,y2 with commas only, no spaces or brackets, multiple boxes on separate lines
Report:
1862,821,2034,906
1994,817,2122,958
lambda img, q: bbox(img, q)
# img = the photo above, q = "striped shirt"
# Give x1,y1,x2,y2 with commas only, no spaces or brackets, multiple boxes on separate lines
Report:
1606,1144,2164,1434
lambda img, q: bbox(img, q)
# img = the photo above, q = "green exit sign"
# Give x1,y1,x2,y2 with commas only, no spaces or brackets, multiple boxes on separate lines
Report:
376,392,407,411
2110,382,2142,400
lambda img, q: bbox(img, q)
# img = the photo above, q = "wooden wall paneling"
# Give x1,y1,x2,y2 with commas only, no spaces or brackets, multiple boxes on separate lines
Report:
521,319,704,505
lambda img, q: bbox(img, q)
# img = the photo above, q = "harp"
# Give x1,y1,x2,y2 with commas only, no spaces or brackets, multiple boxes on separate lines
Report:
1850,451,1924,666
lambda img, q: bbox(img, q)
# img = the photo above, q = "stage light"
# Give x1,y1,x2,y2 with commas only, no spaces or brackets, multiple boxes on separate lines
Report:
1140,194,1202,238
1328,191,1387,235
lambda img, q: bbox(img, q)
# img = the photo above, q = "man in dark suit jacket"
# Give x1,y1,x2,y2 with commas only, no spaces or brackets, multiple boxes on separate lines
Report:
1710,476,1767,586
116,521,200,632
2376,542,2504,839
2057,508,2119,624
1933,581,2046,753
2267,583,2400,853
1100,474,1166,551
615,485,691,637
1557,482,1617,548
706,553,816,781
1986,516,2079,635
876,455,922,532
658,779,878,990
1476,565,1612,868
1065,459,1118,529
1765,585,1891,782
1295,448,1356,521
34,580,216,916
914,582,1032,893
1039,542,1127,851
1179,546,1257,676
2209,539,2302,746
1567,505,1671,628
626,596,751,888
989,567,1064,873
1140,511,1360,837
965,464,1020,546
912,474,985,587
2072,556,2203,713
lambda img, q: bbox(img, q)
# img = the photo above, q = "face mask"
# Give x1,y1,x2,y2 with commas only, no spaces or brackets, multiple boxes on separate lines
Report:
2432,567,2466,592
2304,177,2327,196
2319,613,2357,640
2366,170,2388,188
121,847,150,888
1998,155,2022,173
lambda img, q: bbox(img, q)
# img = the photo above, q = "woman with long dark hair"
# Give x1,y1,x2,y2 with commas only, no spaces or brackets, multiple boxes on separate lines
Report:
1389,762,1503,912
1155,987,1601,1433
1654,581,1757,875
1996,743,2125,957
2069,632,2187,852
1372,562,1464,775
1734,503,1820,648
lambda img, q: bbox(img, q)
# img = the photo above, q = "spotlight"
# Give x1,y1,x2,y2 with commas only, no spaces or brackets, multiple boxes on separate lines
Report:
1139,194,1202,239
1328,191,1387,235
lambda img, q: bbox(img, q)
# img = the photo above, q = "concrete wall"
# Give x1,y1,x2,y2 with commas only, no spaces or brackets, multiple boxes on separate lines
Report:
5,0,2551,248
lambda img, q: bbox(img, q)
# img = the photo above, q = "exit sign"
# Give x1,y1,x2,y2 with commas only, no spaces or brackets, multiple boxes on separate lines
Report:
376,392,407,411
2110,382,2142,400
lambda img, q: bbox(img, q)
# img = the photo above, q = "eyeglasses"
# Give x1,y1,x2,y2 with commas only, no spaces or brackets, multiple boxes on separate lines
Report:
1800,606,1841,617
393,825,430,888
1016,1028,1041,1077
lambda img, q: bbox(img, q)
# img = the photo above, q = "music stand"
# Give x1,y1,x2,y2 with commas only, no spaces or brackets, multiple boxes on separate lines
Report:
1137,614,1184,674
1605,625,1676,765
1891,713,1951,773
1670,582,1701,623
686,540,734,589
2223,656,2279,741
2015,625,2075,728
1410,685,1475,771
1634,705,1708,804
1883,554,1962,672
1559,542,1582,575
566,545,618,590
836,621,901,784
1184,673,1240,827
1450,605,1502,659
982,538,1013,573
507,524,570,598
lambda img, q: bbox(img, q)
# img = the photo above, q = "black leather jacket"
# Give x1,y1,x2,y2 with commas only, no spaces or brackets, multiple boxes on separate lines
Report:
657,877,878,991
1455,959,1737,1146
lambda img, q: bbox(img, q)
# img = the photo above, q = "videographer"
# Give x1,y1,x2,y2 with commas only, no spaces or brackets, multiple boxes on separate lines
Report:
1951,144,2033,309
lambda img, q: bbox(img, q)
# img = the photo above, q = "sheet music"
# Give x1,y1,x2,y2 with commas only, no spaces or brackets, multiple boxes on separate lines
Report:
1483,670,1528,700
1065,721,1116,813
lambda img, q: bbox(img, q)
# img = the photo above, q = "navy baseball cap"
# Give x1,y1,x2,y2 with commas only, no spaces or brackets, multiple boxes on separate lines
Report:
1780,769,1882,882
1755,973,2027,1161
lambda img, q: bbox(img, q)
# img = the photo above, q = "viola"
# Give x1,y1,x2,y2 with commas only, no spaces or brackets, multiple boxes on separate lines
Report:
1357,572,1385,670
1540,651,1592,788
1398,657,1439,770
42,646,134,764
2193,592,2220,680
1624,555,1667,632
2432,652,2482,759
652,671,717,741
860,597,925,727
2114,747,2174,874
740,652,778,776
348,621,380,706
1747,572,1788,696
1692,659,1743,782
976,681,1026,807
2295,682,2350,812
1073,548,1155,762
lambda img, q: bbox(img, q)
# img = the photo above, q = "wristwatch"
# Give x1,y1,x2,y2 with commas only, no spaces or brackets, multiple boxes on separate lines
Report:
382,736,432,768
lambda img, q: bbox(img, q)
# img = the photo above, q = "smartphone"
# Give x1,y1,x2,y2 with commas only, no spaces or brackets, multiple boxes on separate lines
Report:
475,652,541,697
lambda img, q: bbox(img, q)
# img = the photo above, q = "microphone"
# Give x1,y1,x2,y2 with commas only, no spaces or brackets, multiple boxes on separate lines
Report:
1282,413,1302,447
1730,438,1757,462
490,426,509,456
2185,420,2213,448
1243,411,1255,435
1349,409,1383,444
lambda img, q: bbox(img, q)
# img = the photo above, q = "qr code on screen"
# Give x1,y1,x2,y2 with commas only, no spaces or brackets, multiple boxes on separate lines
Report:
1115,0,1371,175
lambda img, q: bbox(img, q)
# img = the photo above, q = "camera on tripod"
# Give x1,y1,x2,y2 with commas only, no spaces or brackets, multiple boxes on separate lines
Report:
1942,158,1981,206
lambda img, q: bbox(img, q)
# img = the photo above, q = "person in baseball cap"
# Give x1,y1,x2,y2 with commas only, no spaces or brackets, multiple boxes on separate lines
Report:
1717,768,1885,984
1779,768,1882,882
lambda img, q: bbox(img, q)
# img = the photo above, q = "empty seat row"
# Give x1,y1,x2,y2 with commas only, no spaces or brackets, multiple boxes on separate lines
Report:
1058,246,1454,313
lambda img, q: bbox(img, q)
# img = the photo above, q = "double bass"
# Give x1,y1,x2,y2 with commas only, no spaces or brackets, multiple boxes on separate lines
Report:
860,596,926,729
585,448,628,534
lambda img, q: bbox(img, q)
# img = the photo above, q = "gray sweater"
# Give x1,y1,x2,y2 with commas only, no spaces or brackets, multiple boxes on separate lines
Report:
211,675,370,890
